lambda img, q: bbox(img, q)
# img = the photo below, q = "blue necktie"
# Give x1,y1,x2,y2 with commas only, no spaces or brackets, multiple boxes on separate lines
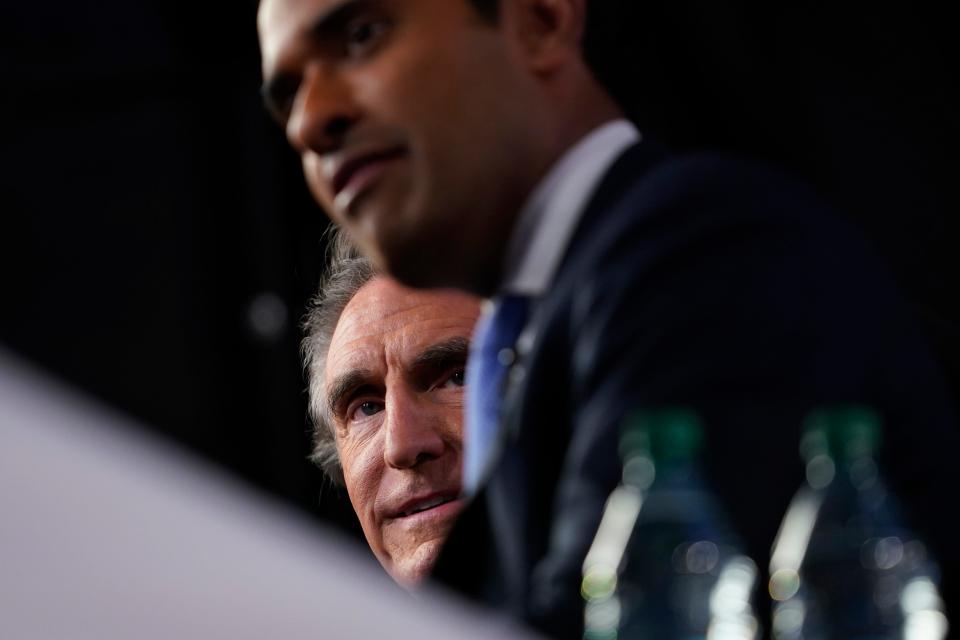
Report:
464,294,531,494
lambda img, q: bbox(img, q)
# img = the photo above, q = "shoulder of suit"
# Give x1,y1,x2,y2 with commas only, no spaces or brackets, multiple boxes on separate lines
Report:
549,149,855,308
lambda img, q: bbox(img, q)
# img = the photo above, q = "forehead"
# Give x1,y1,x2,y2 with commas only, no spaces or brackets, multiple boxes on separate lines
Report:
325,277,481,377
257,0,327,67
257,0,493,62
258,0,467,65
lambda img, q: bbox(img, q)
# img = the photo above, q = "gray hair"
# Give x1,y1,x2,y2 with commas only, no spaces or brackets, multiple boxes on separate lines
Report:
301,228,376,485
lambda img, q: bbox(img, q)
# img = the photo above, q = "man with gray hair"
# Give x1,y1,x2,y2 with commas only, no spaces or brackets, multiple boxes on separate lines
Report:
302,229,482,586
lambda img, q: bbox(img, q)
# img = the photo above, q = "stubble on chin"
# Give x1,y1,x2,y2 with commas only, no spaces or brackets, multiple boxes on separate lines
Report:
388,538,446,588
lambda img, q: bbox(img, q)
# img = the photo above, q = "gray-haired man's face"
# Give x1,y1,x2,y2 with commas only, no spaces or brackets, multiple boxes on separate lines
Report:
322,275,481,585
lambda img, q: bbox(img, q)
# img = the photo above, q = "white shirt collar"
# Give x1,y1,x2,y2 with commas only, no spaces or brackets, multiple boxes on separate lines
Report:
499,119,640,297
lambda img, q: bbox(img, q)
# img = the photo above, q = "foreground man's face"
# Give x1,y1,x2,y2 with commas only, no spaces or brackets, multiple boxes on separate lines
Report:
258,0,538,291
324,277,481,585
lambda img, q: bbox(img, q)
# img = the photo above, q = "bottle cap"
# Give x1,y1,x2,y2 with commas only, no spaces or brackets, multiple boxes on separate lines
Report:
620,408,704,464
801,405,882,463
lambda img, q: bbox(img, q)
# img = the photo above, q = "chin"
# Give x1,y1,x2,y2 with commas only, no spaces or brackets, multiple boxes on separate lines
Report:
364,217,474,291
381,241,492,295
390,539,445,588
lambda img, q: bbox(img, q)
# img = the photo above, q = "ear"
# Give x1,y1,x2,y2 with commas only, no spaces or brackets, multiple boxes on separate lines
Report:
505,0,586,74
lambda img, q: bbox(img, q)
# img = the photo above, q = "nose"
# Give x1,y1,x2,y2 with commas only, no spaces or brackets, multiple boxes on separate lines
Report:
383,388,447,470
286,65,359,155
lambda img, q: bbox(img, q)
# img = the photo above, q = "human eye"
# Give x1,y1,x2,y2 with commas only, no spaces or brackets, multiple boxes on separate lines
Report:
343,15,391,58
439,368,466,389
347,399,384,423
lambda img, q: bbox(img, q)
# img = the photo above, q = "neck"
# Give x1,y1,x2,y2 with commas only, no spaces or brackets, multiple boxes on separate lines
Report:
454,76,625,297
548,60,625,149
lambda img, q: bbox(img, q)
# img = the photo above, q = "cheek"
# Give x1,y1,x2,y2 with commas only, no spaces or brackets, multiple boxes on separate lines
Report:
439,405,465,451
340,438,385,535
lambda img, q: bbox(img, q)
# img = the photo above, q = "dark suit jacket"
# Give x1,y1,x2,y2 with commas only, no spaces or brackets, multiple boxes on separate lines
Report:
433,143,960,638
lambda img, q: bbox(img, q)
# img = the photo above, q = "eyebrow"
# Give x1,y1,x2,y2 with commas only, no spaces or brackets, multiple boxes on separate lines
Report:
412,337,470,371
307,0,383,42
325,368,376,420
324,337,470,419
261,0,383,118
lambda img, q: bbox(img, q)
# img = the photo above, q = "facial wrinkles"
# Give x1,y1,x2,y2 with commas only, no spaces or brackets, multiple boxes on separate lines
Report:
328,314,467,452
375,399,460,580
336,343,460,581
340,291,477,340
327,325,463,395
324,279,478,584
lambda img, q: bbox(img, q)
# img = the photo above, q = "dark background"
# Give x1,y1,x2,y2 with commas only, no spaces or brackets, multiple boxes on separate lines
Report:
3,0,957,550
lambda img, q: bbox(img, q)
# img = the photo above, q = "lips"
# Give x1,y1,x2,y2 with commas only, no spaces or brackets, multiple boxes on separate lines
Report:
328,146,406,213
389,491,460,520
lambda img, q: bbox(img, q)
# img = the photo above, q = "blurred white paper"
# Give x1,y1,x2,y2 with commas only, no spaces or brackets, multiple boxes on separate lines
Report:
0,348,534,639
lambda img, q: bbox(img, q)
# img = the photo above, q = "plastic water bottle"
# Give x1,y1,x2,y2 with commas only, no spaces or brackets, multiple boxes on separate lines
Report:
582,408,759,640
769,406,949,640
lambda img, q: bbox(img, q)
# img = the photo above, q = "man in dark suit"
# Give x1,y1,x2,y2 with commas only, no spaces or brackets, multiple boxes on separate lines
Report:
257,0,959,636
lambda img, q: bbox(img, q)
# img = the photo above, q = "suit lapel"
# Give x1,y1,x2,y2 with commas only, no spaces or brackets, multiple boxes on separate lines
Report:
433,140,669,602
500,140,668,443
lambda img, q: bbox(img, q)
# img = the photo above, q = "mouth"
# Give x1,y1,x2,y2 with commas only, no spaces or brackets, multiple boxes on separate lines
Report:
390,491,462,520
328,147,406,215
